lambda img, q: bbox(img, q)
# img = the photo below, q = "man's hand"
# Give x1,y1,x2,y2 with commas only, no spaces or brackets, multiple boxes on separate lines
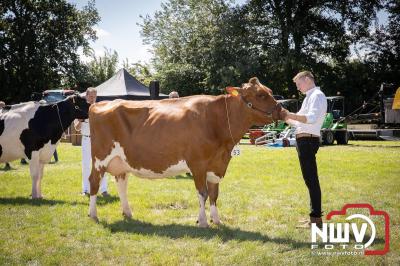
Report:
279,108,289,121
285,112,307,124
74,119,83,131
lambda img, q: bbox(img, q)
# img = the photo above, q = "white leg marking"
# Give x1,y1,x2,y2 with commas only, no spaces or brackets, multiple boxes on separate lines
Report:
206,172,221,184
29,152,40,199
37,163,44,198
210,205,221,224
116,177,132,218
89,195,98,220
197,192,208,228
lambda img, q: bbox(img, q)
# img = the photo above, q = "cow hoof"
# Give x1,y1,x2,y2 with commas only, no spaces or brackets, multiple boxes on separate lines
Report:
211,219,222,225
122,212,132,219
88,214,99,223
198,222,209,228
31,196,43,200
196,220,209,228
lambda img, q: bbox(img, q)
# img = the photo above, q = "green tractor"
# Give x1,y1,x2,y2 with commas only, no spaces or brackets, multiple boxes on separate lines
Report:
321,96,349,145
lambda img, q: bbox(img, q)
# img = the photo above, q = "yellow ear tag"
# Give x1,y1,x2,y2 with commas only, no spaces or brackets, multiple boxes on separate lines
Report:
231,90,239,96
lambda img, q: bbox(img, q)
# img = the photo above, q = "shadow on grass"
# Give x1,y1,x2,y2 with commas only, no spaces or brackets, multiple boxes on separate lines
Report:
167,174,193,180
347,143,400,148
0,166,15,171
96,195,120,205
101,219,309,248
0,194,120,207
0,196,86,206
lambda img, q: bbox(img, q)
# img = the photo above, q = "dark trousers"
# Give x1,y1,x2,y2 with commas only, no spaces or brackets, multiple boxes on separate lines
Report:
296,137,322,218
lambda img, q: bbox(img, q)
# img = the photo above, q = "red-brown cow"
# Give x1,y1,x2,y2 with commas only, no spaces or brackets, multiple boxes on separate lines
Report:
88,77,287,227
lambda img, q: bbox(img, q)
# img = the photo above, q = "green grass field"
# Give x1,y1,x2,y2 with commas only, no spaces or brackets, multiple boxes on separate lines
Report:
0,141,399,265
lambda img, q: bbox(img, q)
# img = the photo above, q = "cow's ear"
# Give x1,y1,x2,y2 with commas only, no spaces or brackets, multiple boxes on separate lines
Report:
226,86,241,96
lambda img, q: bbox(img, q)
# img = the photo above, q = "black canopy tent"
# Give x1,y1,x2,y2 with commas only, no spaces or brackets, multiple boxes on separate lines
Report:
91,68,168,101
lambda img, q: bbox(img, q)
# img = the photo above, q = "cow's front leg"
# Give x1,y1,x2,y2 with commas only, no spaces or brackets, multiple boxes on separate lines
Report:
115,174,132,218
29,152,41,199
197,190,208,227
193,173,208,227
88,168,103,222
207,181,221,225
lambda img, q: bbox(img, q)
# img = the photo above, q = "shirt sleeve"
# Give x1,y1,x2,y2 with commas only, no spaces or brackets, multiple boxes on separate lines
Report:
304,94,327,124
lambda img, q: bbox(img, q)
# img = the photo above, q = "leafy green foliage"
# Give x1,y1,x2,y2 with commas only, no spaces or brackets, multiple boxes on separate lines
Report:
123,59,153,86
139,0,398,111
80,47,119,88
0,0,99,103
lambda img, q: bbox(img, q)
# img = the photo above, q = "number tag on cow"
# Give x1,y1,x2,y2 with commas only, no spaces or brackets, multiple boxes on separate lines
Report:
231,145,241,156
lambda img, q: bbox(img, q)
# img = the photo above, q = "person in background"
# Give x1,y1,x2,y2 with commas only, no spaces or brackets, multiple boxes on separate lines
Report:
284,71,327,229
74,87,110,197
169,91,179,98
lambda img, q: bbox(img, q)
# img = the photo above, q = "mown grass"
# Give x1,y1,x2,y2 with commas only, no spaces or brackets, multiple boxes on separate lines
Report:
0,141,399,265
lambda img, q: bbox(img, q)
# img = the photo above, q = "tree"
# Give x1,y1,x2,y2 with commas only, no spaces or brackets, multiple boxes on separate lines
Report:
140,0,233,96
140,0,383,101
0,0,99,103
83,47,119,87
367,0,400,87
244,0,382,97
123,59,153,86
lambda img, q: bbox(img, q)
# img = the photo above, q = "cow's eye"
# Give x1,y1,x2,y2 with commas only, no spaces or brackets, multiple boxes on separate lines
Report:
258,94,266,100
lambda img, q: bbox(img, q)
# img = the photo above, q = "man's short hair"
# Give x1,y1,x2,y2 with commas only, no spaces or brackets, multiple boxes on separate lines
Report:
86,87,97,94
293,71,315,82
169,91,179,98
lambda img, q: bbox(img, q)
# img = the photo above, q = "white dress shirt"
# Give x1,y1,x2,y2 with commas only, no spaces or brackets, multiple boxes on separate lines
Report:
288,87,327,136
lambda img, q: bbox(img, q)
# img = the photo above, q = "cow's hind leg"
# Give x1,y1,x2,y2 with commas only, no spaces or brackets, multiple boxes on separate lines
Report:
88,168,103,222
29,152,41,199
193,171,208,228
207,181,221,225
115,174,132,218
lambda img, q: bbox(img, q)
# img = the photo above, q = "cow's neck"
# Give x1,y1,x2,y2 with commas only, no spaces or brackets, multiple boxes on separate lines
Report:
218,95,253,147
51,99,74,138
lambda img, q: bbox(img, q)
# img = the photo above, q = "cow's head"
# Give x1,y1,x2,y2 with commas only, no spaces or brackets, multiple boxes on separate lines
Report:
226,77,287,125
68,93,91,119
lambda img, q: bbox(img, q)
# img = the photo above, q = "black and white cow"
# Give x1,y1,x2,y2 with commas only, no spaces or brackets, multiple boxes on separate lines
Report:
0,93,90,198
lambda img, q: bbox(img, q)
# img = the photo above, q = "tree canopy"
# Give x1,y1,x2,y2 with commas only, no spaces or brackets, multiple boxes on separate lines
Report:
140,0,398,111
0,0,99,103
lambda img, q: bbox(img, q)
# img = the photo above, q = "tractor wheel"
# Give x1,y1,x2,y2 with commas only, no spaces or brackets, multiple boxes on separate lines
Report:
322,131,335,145
335,131,349,145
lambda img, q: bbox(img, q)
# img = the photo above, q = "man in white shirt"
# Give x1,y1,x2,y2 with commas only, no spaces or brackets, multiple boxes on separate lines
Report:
284,71,327,228
74,88,110,197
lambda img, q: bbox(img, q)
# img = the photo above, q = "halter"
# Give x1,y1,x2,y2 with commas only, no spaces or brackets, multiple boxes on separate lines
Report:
52,95,87,132
240,95,280,121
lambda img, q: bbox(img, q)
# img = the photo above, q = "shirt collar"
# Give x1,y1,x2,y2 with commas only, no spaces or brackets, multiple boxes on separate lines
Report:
305,86,319,96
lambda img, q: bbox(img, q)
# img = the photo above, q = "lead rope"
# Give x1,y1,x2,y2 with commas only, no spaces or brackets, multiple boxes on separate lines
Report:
54,104,65,133
224,95,236,146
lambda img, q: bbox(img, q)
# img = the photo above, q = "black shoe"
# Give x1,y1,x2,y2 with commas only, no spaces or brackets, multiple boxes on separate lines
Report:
81,192,90,197
101,191,111,197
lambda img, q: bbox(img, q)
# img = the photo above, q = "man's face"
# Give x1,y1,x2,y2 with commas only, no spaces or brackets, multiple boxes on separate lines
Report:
86,91,97,104
294,77,309,94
